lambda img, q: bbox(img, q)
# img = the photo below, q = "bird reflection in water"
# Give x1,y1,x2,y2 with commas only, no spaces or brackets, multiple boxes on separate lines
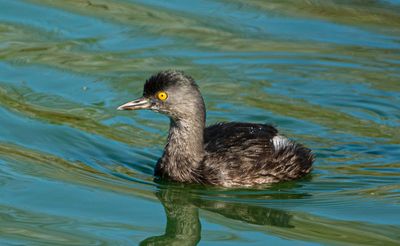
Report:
140,185,296,246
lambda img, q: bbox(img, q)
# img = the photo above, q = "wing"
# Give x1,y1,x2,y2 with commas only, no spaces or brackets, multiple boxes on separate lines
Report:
202,122,313,186
204,122,278,153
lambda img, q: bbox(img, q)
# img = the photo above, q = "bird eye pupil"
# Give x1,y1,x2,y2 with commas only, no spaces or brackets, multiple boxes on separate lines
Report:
157,91,168,101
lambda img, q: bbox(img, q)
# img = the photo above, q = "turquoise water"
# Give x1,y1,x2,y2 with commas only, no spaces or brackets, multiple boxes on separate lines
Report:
1,0,400,245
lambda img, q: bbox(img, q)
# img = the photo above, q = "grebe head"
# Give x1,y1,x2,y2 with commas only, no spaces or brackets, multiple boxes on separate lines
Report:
118,70,205,123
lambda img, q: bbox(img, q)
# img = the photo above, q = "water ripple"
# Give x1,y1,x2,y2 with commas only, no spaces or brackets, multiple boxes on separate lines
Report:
1,0,400,245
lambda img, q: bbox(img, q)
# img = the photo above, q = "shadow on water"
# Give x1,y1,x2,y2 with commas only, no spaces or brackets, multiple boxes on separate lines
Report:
140,185,294,246
139,188,202,246
139,180,400,246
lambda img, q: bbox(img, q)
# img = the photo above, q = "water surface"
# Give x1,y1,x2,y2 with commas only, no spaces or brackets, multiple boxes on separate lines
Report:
0,0,400,245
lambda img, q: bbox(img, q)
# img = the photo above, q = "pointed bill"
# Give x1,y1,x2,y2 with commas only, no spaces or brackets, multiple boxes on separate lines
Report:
117,97,152,110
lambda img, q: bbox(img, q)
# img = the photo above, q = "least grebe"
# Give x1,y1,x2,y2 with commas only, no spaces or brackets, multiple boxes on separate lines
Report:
118,71,314,187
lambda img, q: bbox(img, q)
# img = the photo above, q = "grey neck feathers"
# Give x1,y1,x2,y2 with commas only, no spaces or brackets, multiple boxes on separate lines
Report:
158,105,205,183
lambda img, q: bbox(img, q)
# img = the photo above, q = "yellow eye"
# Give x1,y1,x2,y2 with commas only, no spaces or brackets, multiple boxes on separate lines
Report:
157,91,168,101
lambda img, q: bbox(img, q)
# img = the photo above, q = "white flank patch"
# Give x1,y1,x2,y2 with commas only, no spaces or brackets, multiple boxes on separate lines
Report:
272,135,290,151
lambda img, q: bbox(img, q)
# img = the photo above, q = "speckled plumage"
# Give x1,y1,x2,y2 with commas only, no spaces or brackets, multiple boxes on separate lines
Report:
118,70,314,187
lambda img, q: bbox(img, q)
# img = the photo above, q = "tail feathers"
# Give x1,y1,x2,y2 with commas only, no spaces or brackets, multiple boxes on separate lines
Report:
268,135,314,181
